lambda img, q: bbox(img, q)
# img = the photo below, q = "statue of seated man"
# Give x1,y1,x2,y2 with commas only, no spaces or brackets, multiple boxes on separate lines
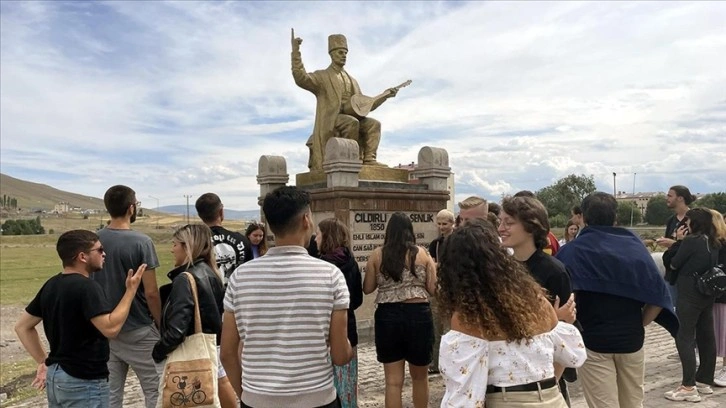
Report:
291,29,397,170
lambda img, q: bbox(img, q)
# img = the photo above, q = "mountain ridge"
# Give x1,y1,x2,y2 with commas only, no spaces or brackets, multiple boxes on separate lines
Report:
0,173,258,220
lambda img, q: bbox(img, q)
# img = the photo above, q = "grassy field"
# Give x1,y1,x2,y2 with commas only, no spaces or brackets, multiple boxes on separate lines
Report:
0,213,251,305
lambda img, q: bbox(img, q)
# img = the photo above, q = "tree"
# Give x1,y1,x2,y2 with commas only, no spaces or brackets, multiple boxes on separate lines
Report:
645,195,670,225
1,218,45,235
617,200,643,226
695,192,726,214
536,174,597,219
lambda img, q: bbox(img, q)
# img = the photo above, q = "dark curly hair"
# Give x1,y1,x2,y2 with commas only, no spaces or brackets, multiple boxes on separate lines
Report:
436,219,547,342
381,212,418,282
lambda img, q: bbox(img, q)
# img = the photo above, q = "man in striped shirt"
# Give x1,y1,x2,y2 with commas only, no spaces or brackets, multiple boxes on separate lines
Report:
220,186,352,408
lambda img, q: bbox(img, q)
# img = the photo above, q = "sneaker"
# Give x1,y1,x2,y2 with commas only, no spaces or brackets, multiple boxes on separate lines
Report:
696,382,713,394
664,385,701,402
714,368,726,387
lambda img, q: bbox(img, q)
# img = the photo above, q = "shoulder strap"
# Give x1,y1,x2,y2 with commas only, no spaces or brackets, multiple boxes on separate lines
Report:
181,272,203,334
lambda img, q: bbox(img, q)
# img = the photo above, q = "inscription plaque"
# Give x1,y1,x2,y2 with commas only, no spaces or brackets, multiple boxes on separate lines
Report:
349,211,438,271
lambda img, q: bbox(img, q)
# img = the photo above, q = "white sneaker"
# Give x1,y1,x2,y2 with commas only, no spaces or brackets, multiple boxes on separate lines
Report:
664,385,701,402
696,382,713,394
714,368,726,387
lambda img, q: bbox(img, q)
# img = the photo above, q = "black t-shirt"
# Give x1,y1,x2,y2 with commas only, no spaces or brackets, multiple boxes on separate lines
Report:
664,214,687,241
26,273,112,379
575,290,645,353
209,225,253,280
524,250,572,305
428,235,445,262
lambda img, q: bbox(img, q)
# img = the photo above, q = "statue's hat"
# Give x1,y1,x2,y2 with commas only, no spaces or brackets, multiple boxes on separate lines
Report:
328,34,348,52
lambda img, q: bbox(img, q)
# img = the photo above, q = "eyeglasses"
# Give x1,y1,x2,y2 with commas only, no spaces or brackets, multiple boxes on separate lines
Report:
88,246,105,254
499,220,518,230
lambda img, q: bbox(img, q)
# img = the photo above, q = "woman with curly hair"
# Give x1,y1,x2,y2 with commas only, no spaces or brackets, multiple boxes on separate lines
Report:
315,218,363,407
437,219,586,407
364,212,437,408
245,222,267,259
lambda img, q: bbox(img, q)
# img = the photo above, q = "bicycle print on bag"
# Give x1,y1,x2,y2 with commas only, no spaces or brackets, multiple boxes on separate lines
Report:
169,375,207,406
162,359,216,408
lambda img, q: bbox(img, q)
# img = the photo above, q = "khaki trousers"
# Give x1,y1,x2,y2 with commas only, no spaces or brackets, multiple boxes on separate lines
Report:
580,347,645,408
486,385,568,407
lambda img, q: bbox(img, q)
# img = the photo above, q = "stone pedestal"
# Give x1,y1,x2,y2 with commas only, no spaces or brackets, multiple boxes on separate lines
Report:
256,155,288,244
302,144,450,341
322,138,363,188
256,145,451,341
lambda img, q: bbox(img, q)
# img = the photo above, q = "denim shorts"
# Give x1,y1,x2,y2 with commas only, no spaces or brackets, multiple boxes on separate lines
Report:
374,302,434,366
46,363,109,408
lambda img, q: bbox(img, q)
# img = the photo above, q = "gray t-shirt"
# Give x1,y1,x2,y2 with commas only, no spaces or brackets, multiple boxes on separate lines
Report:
91,228,160,332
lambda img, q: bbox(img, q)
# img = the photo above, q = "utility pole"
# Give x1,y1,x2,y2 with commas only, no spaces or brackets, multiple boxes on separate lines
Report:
613,172,617,197
630,172,637,227
183,195,192,224
149,195,159,229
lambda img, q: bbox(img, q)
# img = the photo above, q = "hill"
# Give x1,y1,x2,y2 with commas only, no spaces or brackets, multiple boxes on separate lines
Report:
0,173,105,211
157,205,260,221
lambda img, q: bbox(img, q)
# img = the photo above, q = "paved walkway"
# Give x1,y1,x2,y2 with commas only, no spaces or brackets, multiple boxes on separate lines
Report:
8,325,726,407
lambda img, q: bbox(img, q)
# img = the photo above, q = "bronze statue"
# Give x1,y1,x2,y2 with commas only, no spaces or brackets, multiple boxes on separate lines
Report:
291,29,408,170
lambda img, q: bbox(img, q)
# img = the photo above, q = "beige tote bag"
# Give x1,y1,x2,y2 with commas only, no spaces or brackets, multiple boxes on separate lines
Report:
156,272,220,408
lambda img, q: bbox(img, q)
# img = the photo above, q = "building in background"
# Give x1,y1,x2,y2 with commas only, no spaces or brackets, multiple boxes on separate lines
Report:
53,202,70,214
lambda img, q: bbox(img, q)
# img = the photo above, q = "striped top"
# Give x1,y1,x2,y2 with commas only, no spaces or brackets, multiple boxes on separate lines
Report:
224,245,350,408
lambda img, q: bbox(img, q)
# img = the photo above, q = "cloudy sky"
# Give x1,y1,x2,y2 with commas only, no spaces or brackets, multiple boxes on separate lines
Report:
2,1,724,210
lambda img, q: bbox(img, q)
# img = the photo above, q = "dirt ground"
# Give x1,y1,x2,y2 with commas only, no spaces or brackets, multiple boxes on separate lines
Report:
0,306,45,365
0,306,48,404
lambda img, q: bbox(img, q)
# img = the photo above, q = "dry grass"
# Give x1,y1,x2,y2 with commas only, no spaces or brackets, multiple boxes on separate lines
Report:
0,212,251,306
0,359,42,405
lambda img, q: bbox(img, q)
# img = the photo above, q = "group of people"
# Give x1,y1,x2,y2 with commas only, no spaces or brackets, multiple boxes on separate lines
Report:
13,182,726,408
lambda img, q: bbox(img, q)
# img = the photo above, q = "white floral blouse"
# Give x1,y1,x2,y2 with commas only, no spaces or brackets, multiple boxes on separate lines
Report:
439,321,586,407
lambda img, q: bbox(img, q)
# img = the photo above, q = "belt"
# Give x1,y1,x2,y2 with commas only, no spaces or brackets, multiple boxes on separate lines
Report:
486,377,557,394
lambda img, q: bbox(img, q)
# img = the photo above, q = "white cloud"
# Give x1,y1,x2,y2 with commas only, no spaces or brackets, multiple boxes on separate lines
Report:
1,1,725,209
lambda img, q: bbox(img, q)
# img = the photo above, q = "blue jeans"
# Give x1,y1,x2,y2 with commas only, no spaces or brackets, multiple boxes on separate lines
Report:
46,364,109,408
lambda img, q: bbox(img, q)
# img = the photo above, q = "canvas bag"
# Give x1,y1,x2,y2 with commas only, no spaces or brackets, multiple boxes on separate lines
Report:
156,272,220,408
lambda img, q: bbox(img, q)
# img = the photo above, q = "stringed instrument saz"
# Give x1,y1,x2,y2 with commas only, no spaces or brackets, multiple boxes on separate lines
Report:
342,80,412,119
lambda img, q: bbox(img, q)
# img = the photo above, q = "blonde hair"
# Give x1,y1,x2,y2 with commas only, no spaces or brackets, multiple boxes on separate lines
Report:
710,209,726,241
173,224,220,279
458,196,487,210
436,209,455,223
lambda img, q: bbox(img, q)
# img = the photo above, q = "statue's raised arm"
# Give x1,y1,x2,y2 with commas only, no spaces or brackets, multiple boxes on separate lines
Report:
290,28,317,92
291,32,408,170
291,28,302,52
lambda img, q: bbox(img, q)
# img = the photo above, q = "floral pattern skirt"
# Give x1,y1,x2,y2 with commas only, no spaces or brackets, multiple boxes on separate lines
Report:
334,347,358,408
